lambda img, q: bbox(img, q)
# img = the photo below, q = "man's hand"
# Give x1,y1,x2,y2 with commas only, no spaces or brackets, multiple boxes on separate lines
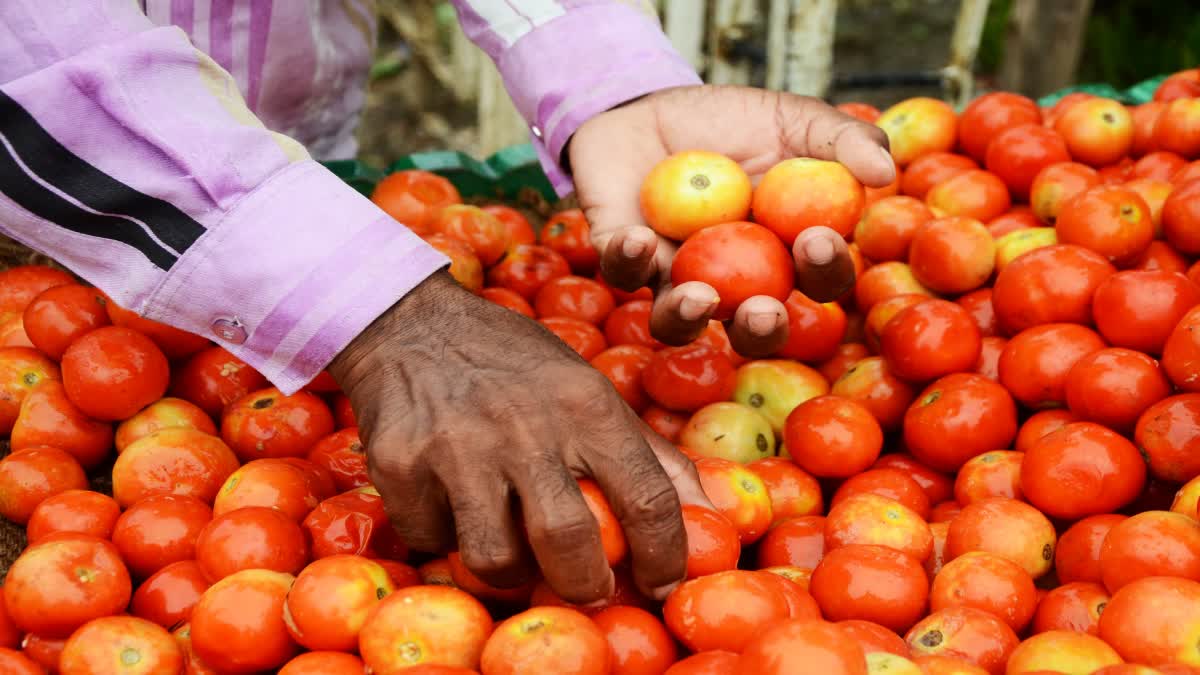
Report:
572,85,897,356
328,272,710,604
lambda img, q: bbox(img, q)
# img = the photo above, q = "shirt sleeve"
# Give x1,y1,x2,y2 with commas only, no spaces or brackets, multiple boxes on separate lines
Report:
0,1,448,395
449,0,702,196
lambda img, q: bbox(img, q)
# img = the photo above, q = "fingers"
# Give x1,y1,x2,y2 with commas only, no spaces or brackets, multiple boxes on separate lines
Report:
597,226,671,292
587,435,690,601
638,420,715,510
777,93,897,187
649,281,719,346
793,227,857,302
444,475,537,589
368,450,455,554
511,451,614,605
727,295,789,357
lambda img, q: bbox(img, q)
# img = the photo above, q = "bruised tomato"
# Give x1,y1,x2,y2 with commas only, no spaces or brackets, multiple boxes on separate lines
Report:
303,489,408,560
370,170,461,235
22,284,109,361
307,428,369,492
670,221,793,321
222,388,335,461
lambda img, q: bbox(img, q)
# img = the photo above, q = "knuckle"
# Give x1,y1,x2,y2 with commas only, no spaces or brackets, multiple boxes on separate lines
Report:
460,546,523,580
624,480,681,526
532,511,600,550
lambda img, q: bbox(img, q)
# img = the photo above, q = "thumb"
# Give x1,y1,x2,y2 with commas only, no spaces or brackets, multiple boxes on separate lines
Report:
775,92,897,188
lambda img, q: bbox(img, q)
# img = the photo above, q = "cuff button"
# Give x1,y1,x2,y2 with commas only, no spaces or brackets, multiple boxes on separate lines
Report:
211,317,248,345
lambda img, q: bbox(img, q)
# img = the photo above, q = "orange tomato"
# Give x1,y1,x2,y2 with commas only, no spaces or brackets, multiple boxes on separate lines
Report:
4,534,131,638
1056,97,1135,166
481,606,610,675
908,217,995,295
1098,510,1200,593
878,97,959,167
945,497,1056,579
740,619,868,675
904,607,1019,675
639,151,752,241
21,284,110,361
1056,185,1154,266
753,158,865,244
1098,576,1200,666
370,170,461,234
221,387,334,461
1032,581,1109,635
111,428,239,507
592,605,678,675
59,615,183,675
111,493,212,579
929,552,1037,632
925,170,1011,223
1004,630,1122,674
1022,420,1147,519
0,446,87,524
680,504,741,579
1030,162,1100,224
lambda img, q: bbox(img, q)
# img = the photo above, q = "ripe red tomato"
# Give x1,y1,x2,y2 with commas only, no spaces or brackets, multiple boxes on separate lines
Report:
1163,179,1200,256
213,457,329,522
670,221,793,321
1131,101,1167,155
958,92,1043,162
853,195,934,263
25,489,119,544
170,346,269,418
103,296,210,360
1032,582,1109,635
22,284,110,360
1155,69,1200,102
838,102,881,122
111,493,213,579
925,169,1011,223
590,345,653,413
370,170,460,234
0,265,74,315
1162,305,1200,391
481,286,536,318
197,505,309,582
1065,348,1171,432
0,446,87,524
1136,394,1200,483
111,428,239,507
903,373,1017,473
853,261,933,313
114,396,217,453
432,205,510,267
901,152,979,200
749,457,824,523
953,450,1023,505
534,275,615,325
221,387,334,461
695,457,773,544
1099,511,1200,594
753,158,865,243
999,323,1106,409
1099,576,1200,667
985,124,1071,200
642,344,735,412
190,569,299,672
487,244,571,300
1021,422,1146,520
740,619,868,675
4,534,131,638
483,204,536,248
878,97,959,167
1153,99,1200,158
810,544,930,633
0,347,59,435
11,379,113,469
593,605,678,675
880,299,982,383
130,559,211,629
986,207,1040,238
784,395,882,478
1055,514,1127,585
424,233,484,294
1093,270,1200,355
0,648,41,675
956,288,998,338
991,244,1115,334
279,652,368,675
775,290,847,363
480,606,609,675
1056,186,1154,265
59,615,183,675
603,300,661,350
681,504,741,579
539,316,608,360
946,498,1057,579
908,216,995,295
307,427,369,492
303,490,408,560
1132,150,1188,181
757,514,825,570
540,209,600,275
642,405,685,442
830,356,917,432
930,551,1037,632
284,555,394,652
664,570,793,653
825,493,932,562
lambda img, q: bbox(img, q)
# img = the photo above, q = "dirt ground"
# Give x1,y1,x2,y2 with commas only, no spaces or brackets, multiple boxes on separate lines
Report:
355,0,965,168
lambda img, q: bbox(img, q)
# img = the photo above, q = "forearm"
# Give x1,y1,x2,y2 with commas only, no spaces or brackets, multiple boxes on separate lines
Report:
0,1,446,393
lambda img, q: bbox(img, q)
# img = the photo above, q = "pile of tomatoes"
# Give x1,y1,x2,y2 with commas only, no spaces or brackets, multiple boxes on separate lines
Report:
1,67,1200,675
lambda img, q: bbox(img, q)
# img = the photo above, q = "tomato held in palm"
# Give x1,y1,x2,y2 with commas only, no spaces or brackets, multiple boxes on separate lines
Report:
903,373,1017,473
221,387,334,461
642,344,735,413
131,559,211,629
992,244,1115,334
810,543,929,633
985,124,1071,200
0,446,87,524
22,284,110,361
540,209,600,275
4,534,131,638
664,570,793,653
60,615,184,675
59,325,169,421
170,346,269,419
424,234,484,294
908,216,995,295
1056,98,1135,166
111,493,213,579
1163,178,1200,256
1065,347,1171,432
638,152,752,241
958,92,1043,162
0,347,59,435
370,170,461,234
670,221,793,321
880,299,981,383
487,244,571,300
753,158,865,244
592,605,678,675
1056,185,1154,266
946,497,1057,579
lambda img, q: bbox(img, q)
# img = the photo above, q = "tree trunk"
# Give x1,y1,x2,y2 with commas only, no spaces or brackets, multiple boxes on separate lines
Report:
998,0,1093,98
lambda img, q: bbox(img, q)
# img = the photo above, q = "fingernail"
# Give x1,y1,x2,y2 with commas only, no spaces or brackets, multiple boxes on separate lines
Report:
877,145,896,169
622,238,646,258
803,236,836,266
748,312,777,336
679,295,717,321
651,581,679,601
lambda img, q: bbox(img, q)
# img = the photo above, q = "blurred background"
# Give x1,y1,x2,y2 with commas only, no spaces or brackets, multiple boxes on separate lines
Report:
356,0,1198,168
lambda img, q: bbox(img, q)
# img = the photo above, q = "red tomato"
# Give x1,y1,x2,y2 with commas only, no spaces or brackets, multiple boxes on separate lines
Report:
115,396,217,453
957,288,997,337
642,344,735,413
59,615,184,675
775,291,847,363
1153,99,1200,158
1093,270,1200,355
832,468,930,520
424,233,484,294
284,555,394,652
873,454,955,506
540,316,608,360
757,515,826,570
540,209,599,275
748,457,824,523
590,345,654,413
1055,514,1127,585
954,450,1023,505
535,275,616,325
190,569,299,672
307,428,369,492
1032,582,1110,635
1023,422,1145,520
194,506,309,582
991,244,1116,335
903,373,1017,473
1155,69,1200,101
593,605,678,675
480,606,609,675
741,619,868,675
958,92,1043,162
1136,394,1200,483
483,204,536,248
481,286,536,318
825,492,932,562
213,457,328,522
1131,101,1167,155
170,346,269,419
432,205,510,267
221,387,334,461
986,207,1040,238
930,551,1037,632
1099,577,1200,667
838,102,881,122
681,505,741,579
487,244,571,300
279,652,368,675
854,261,933,313
784,395,882,478
1056,186,1154,266
131,559,211,629
753,158,865,243
111,494,213,579
1163,179,1200,256
904,606,1019,674
1056,98,1135,167
0,265,74,315
999,323,1106,409
1163,305,1200,391
604,300,662,350
664,570,793,653
111,428,239,507
303,489,408,560
985,124,1071,200
946,497,1057,579
11,379,113,469
810,544,930,633
853,195,934,263
830,356,917,432
1098,511,1200,593
0,446,87,524
880,299,982,383
370,170,461,234
908,216,995,295
0,347,59,435
901,152,979,200
22,284,110,360
25,488,119,544
103,297,210,360
1065,348,1171,432
642,405,685,442
925,170,1011,223
670,221,793,321
4,534,131,638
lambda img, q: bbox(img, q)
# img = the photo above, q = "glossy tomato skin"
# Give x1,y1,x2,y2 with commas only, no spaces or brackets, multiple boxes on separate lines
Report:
753,158,865,243
1055,514,1127,585
775,291,847,363
1030,161,1101,225
424,233,484,294
593,605,678,675
190,569,300,672
0,446,88,524
1136,394,1200,483
902,152,978,200
810,544,930,633
830,356,917,432
642,405,685,443
221,387,334,461
1163,178,1200,255
903,373,1018,473
998,323,1106,409
878,97,959,168
1056,186,1154,266
1065,347,1171,432
213,457,328,522
958,92,1043,162
283,555,395,652
930,551,1037,632
481,286,536,318
946,497,1057,579
1021,422,1146,520
370,170,461,234
487,244,571,300
1094,270,1200,355
590,345,654,414
853,195,934,263
908,217,995,295
1057,97,1135,167
539,316,607,360
432,205,510,267
1098,510,1200,593
825,493,932,562
0,347,59,435
957,288,997,337
854,261,933,313
874,454,955,506
1032,581,1109,635
115,396,217,453
670,221,793,321
111,428,240,507
131,559,212,629
642,344,735,413
1098,576,1200,667
195,505,309,582
904,606,1019,675
992,244,1115,334
0,265,75,315
603,300,662,350
4,534,132,638
663,570,793,653
483,204,536,248
534,275,616,325
170,346,269,419
985,124,1071,200
785,395,882,478
681,505,741,579
59,615,184,675
11,379,113,469
480,606,610,675
111,493,214,579
749,457,824,523
954,450,1023,505
25,489,120,544
307,427,369,492
1163,304,1200,393
540,209,600,275
925,169,1011,223
740,619,868,675
880,300,982,383
303,489,407,560
279,652,368,675
22,284,110,360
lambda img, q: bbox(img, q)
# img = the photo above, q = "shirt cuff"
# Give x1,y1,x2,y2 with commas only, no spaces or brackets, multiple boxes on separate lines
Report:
496,3,702,197
143,160,449,394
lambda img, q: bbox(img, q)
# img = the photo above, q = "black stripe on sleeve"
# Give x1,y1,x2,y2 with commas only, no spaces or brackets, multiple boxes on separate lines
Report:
0,132,180,270
0,90,206,258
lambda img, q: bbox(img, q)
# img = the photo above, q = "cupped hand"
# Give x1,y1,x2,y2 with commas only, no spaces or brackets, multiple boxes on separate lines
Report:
328,272,711,604
571,84,896,355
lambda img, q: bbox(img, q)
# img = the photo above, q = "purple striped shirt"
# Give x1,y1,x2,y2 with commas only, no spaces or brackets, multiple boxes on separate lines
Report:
0,1,699,393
